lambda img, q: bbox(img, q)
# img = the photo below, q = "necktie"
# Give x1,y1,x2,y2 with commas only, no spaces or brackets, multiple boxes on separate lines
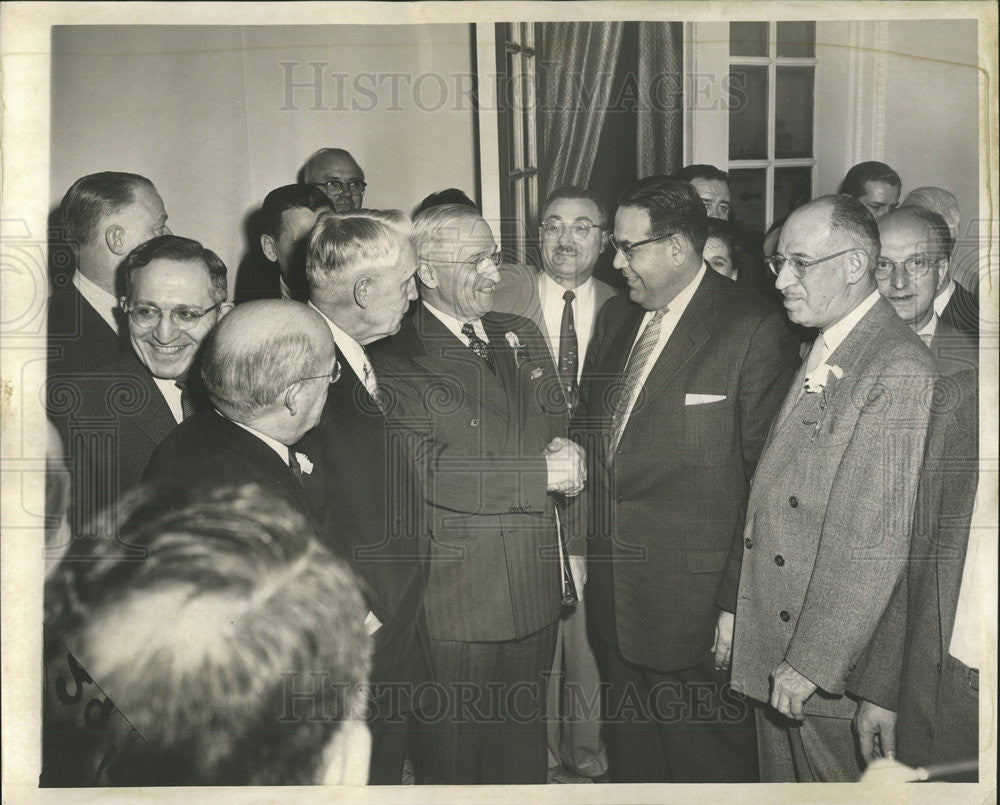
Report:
287,449,303,483
175,380,197,420
559,290,579,410
919,331,934,348
361,351,383,411
609,308,667,455
797,334,827,401
461,322,495,373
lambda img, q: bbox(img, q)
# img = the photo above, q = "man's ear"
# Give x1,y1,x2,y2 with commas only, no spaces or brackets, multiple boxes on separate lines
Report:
118,296,129,312
217,302,235,320
284,381,302,417
417,260,438,289
317,719,372,786
354,277,371,309
598,230,610,253
260,234,278,263
669,233,688,264
105,225,127,256
845,249,870,284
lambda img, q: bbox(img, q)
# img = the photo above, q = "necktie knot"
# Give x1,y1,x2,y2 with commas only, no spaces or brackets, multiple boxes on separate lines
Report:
175,379,197,420
563,289,576,304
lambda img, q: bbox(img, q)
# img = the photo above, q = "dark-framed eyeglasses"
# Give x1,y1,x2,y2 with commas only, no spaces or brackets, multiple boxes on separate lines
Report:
316,179,367,196
124,302,221,330
609,232,674,262
539,220,604,239
423,250,504,270
296,360,342,386
874,254,943,280
766,248,858,279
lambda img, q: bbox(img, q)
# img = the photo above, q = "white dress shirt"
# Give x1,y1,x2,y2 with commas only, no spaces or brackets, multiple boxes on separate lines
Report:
423,300,489,343
152,376,185,424
949,481,994,671
538,272,596,382
933,279,957,317
915,313,939,346
308,302,377,396
812,290,881,365
73,270,120,334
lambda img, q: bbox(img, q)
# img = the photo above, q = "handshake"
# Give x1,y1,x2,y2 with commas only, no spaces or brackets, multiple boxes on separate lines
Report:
544,437,587,497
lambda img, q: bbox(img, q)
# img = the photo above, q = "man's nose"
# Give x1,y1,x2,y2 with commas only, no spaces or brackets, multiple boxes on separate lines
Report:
890,263,910,289
612,248,628,271
774,263,795,291
153,311,179,342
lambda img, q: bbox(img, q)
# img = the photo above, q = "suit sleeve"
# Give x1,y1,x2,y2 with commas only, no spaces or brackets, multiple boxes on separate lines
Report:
845,572,907,710
784,351,936,695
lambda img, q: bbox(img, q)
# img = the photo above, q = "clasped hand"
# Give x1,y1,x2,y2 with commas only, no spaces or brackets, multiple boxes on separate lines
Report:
545,437,586,497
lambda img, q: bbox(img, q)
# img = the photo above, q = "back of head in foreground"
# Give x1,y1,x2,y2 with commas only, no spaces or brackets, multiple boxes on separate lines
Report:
45,482,372,786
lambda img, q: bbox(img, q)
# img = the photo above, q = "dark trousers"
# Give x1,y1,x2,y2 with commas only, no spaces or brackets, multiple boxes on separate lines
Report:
413,622,558,784
367,710,414,785
596,639,759,783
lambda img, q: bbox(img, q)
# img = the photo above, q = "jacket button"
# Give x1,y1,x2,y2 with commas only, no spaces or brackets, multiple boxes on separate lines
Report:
774,555,785,567
789,496,799,508
744,537,753,549
470,417,479,427
779,610,790,622
615,496,624,504
936,662,942,674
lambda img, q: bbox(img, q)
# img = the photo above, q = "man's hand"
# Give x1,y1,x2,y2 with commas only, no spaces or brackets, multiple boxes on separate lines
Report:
545,437,586,497
854,700,897,763
568,554,587,600
713,610,735,671
770,661,817,720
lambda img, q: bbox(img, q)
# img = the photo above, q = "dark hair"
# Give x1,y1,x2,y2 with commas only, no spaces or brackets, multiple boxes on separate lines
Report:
260,184,333,241
617,178,709,255
413,188,479,217
121,235,228,304
542,185,609,227
818,194,881,269
45,482,371,785
705,218,748,277
59,172,156,245
885,205,955,257
677,164,730,184
839,161,901,198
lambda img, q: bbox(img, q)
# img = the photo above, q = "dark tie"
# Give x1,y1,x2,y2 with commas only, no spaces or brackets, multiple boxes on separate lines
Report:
559,290,579,411
287,450,303,484
609,308,667,454
175,380,197,420
461,322,495,373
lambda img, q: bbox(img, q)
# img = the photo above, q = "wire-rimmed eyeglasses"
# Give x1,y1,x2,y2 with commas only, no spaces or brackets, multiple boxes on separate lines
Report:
123,302,221,331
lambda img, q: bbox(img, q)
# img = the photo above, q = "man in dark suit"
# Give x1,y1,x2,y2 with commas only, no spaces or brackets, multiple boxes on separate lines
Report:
51,235,231,543
716,196,938,782
849,369,981,782
48,172,171,376
256,184,333,302
294,209,428,785
571,179,799,783
371,203,586,784
145,299,337,528
493,185,618,780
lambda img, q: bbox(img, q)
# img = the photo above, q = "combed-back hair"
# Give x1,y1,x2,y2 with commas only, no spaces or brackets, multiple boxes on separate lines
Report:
676,164,730,184
617,178,709,255
260,184,333,241
814,194,881,270
44,482,371,785
413,188,479,217
902,186,960,240
542,185,609,227
305,210,411,288
839,161,901,198
298,147,362,184
411,203,488,263
885,205,956,258
121,235,228,304
59,172,156,246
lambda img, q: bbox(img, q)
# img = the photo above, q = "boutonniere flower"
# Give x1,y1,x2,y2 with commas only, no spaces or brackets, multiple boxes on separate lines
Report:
505,331,525,367
295,452,314,475
802,363,844,441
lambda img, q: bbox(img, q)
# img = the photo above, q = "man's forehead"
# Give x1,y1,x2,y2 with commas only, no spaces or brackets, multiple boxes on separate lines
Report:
132,258,212,293
880,217,937,252
543,197,601,222
691,178,729,198
313,153,363,179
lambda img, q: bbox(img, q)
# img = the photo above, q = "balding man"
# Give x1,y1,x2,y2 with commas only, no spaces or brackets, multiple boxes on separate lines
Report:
716,195,937,781
144,299,337,530
294,210,426,785
300,148,367,212
876,207,977,375
49,172,171,375
371,203,584,784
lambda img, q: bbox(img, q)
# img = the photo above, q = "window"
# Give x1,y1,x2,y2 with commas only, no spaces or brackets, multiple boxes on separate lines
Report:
727,22,816,232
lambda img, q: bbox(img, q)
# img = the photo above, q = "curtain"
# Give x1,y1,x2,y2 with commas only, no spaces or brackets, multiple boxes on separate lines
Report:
539,22,624,194
635,22,683,179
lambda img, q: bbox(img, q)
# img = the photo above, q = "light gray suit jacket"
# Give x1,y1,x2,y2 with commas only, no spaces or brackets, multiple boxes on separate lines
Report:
719,296,938,717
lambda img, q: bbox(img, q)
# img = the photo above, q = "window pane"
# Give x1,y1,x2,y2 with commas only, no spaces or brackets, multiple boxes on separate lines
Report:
729,66,768,160
730,22,768,57
773,167,812,223
729,168,767,232
775,67,814,158
776,21,815,58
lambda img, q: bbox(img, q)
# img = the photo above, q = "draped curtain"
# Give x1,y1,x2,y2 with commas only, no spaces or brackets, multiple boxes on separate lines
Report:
636,22,684,178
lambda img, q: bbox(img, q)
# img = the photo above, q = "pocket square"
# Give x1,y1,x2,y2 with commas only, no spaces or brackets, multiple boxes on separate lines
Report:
685,393,727,405
530,367,543,379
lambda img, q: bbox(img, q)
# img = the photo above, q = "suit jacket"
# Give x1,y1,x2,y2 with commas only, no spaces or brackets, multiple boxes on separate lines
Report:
370,304,566,642
294,354,430,695
50,349,178,543
938,281,978,338
848,369,979,765
47,282,128,377
721,297,938,716
573,267,800,673
144,409,318,528
930,316,978,377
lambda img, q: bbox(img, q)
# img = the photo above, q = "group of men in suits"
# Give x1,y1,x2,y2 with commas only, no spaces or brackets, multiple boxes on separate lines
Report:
45,160,985,786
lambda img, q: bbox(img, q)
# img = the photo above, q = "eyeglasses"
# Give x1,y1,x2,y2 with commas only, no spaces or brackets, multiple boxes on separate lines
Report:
316,179,367,196
424,250,504,270
540,220,605,239
609,233,674,263
874,254,943,280
124,302,221,330
766,248,857,278
296,360,342,386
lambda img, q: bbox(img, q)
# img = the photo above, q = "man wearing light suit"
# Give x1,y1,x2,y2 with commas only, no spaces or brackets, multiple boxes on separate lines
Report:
715,195,938,782
371,203,587,784
572,179,799,782
492,185,619,780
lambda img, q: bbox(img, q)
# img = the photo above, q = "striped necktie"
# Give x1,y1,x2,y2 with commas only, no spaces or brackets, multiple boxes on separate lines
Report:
609,308,667,455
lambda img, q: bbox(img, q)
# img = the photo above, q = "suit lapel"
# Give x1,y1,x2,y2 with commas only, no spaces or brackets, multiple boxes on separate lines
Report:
116,353,177,446
327,350,385,455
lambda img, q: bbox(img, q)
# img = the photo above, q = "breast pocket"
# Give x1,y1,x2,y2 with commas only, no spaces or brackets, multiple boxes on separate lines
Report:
680,398,734,463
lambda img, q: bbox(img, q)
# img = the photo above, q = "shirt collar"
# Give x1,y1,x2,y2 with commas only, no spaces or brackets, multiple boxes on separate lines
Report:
916,312,939,340
934,279,956,316
423,300,488,342
650,261,705,319
539,271,594,304
821,290,881,355
308,301,368,380
224,415,291,464
73,270,120,333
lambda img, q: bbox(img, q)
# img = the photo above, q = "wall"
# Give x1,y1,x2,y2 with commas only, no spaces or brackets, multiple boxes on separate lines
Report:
50,25,478,292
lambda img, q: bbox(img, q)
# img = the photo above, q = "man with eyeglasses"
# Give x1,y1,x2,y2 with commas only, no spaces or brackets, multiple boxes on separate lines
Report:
371,203,585,784
293,210,428,785
570,178,797,783
300,147,367,212
875,206,977,375
145,299,337,538
715,195,937,782
54,235,231,542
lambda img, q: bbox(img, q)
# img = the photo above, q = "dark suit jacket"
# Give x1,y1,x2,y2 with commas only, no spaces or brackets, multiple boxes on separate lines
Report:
47,281,127,377
370,304,567,642
294,353,430,697
930,316,978,377
573,267,800,673
938,281,978,338
848,369,979,765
